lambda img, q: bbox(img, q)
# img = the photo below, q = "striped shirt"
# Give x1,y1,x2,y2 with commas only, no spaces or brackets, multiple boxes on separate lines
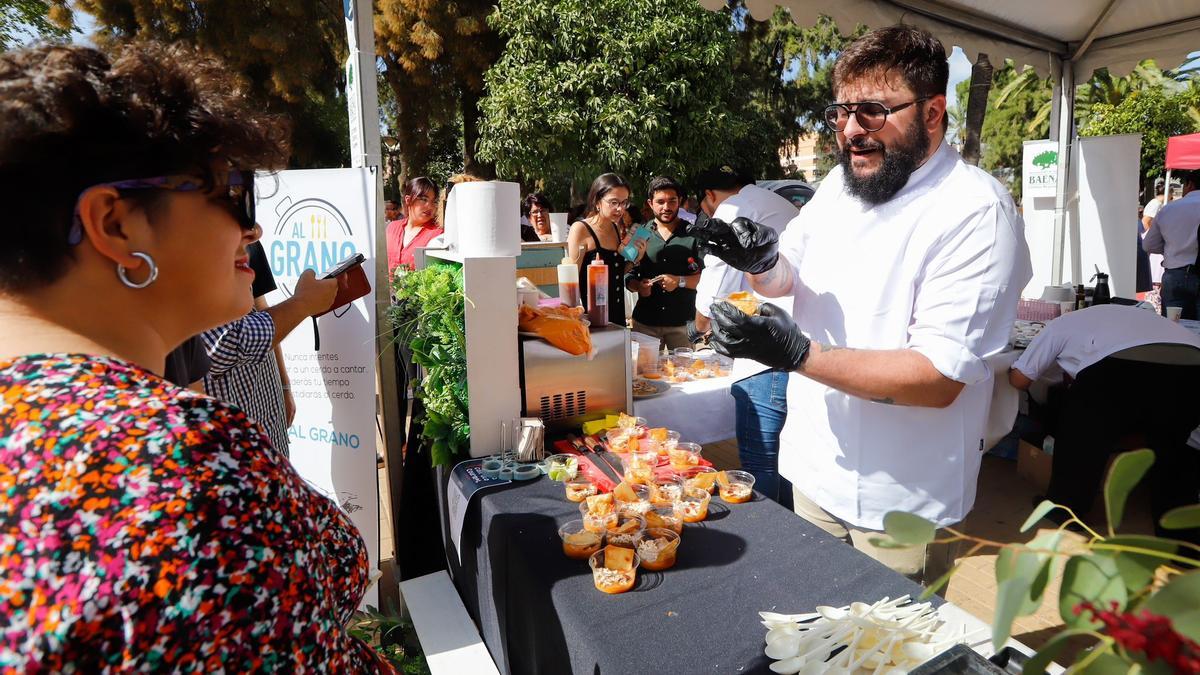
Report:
201,310,290,456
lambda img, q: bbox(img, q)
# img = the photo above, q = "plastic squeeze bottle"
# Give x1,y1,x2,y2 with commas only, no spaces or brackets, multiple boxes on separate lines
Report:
586,258,609,327
557,256,580,307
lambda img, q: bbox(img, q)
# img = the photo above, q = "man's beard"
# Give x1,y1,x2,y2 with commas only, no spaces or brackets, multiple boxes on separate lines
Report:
838,120,930,205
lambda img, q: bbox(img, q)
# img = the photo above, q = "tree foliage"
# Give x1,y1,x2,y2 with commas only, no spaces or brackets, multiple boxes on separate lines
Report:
479,0,751,195
1080,87,1199,186
51,0,349,167
980,63,1051,199
1,0,72,51
375,0,501,181
728,8,863,181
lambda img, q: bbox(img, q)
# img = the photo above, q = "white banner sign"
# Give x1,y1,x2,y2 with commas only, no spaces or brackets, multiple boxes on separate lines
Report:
1022,139,1059,199
257,168,379,608
345,54,364,168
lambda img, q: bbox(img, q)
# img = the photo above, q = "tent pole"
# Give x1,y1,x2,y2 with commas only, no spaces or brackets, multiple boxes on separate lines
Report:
1165,169,1173,204
1050,58,1075,286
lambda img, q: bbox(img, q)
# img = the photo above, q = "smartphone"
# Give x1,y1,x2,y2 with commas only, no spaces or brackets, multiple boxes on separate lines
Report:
323,252,365,279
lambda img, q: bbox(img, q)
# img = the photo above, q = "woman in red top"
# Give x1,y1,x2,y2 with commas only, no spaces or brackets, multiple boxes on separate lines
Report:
387,177,443,275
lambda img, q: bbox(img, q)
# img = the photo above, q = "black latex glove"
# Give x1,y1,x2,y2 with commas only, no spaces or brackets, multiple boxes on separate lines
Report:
689,212,779,274
709,301,810,372
685,319,709,347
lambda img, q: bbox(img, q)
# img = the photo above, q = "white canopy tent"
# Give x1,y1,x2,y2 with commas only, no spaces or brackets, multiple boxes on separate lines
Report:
700,0,1200,285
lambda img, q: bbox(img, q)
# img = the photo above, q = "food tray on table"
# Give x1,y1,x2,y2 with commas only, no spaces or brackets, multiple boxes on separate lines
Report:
632,378,670,399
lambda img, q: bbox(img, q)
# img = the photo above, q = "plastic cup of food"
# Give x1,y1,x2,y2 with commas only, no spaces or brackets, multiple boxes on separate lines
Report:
649,475,685,506
623,451,657,484
605,427,648,452
716,354,733,375
638,437,663,456
636,528,681,571
613,481,652,504
623,464,654,485
647,429,681,452
564,476,597,502
545,454,579,482
718,291,761,316
604,512,646,549
589,546,640,594
617,499,655,519
674,486,711,523
559,519,604,560
1167,306,1183,322
616,415,648,431
681,466,719,494
643,503,683,535
667,442,702,471
670,348,694,369
579,501,617,534
718,469,755,504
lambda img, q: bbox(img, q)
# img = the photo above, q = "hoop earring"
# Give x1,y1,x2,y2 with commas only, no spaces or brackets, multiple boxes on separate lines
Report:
117,252,159,289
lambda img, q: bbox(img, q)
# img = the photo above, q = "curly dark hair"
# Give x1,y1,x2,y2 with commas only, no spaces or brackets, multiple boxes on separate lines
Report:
832,25,949,130
521,192,552,217
0,42,291,292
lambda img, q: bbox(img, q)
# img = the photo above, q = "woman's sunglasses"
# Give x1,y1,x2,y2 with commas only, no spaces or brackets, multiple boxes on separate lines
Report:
68,169,255,245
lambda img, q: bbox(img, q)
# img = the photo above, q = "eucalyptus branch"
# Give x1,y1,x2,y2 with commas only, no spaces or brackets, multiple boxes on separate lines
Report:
1087,543,1200,568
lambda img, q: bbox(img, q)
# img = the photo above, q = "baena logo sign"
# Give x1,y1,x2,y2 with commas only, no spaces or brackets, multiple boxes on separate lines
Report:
269,196,360,307
1023,140,1059,199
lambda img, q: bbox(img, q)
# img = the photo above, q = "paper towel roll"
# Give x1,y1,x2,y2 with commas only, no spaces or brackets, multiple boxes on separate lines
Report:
443,188,459,251
455,181,521,257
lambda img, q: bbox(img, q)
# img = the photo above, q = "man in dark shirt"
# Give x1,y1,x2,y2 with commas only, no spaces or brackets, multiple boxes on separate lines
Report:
626,176,704,350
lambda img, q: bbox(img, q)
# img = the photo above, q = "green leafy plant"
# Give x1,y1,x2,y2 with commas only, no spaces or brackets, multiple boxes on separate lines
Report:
875,449,1200,673
348,606,431,674
389,263,469,467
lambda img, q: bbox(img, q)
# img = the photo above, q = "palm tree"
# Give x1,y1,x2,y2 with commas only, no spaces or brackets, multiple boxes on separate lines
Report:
992,59,1181,134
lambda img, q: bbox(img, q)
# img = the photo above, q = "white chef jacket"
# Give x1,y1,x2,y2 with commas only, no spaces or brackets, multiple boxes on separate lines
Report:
777,141,1032,529
1143,191,1200,269
1013,304,1200,380
692,184,798,382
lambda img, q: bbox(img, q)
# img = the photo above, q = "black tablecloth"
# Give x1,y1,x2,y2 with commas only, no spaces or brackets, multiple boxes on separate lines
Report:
449,469,937,675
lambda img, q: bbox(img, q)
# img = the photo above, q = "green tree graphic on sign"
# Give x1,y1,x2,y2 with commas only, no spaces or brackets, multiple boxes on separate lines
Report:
1032,150,1057,168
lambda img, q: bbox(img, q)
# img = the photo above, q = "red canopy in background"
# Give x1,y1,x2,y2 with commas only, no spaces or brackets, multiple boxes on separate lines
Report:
1166,133,1200,169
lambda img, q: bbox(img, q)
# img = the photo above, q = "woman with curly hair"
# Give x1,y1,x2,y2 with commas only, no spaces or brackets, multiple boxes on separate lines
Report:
0,43,392,672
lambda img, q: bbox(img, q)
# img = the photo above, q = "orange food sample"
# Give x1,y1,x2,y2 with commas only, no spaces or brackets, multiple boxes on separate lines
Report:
605,545,634,571
637,535,680,571
719,485,753,504
565,481,597,502
725,291,760,315
518,304,592,356
649,428,669,441
689,472,719,492
562,531,602,559
613,482,639,503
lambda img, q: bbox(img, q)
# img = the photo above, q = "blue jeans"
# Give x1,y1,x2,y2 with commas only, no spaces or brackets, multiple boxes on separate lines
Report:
1161,268,1200,321
731,370,790,507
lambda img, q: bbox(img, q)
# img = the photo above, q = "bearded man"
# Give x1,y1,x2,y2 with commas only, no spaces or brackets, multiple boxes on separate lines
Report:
691,24,1032,583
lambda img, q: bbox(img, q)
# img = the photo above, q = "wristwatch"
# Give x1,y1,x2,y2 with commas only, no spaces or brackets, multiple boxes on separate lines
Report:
678,276,686,289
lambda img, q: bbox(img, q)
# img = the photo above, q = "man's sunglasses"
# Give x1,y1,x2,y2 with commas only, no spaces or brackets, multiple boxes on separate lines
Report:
822,97,931,133
69,170,255,245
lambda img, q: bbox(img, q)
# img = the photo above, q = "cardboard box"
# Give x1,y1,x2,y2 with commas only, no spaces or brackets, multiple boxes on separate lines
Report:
1017,439,1052,494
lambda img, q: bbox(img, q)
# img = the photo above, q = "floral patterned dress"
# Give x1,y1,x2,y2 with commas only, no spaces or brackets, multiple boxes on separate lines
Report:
0,355,390,673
